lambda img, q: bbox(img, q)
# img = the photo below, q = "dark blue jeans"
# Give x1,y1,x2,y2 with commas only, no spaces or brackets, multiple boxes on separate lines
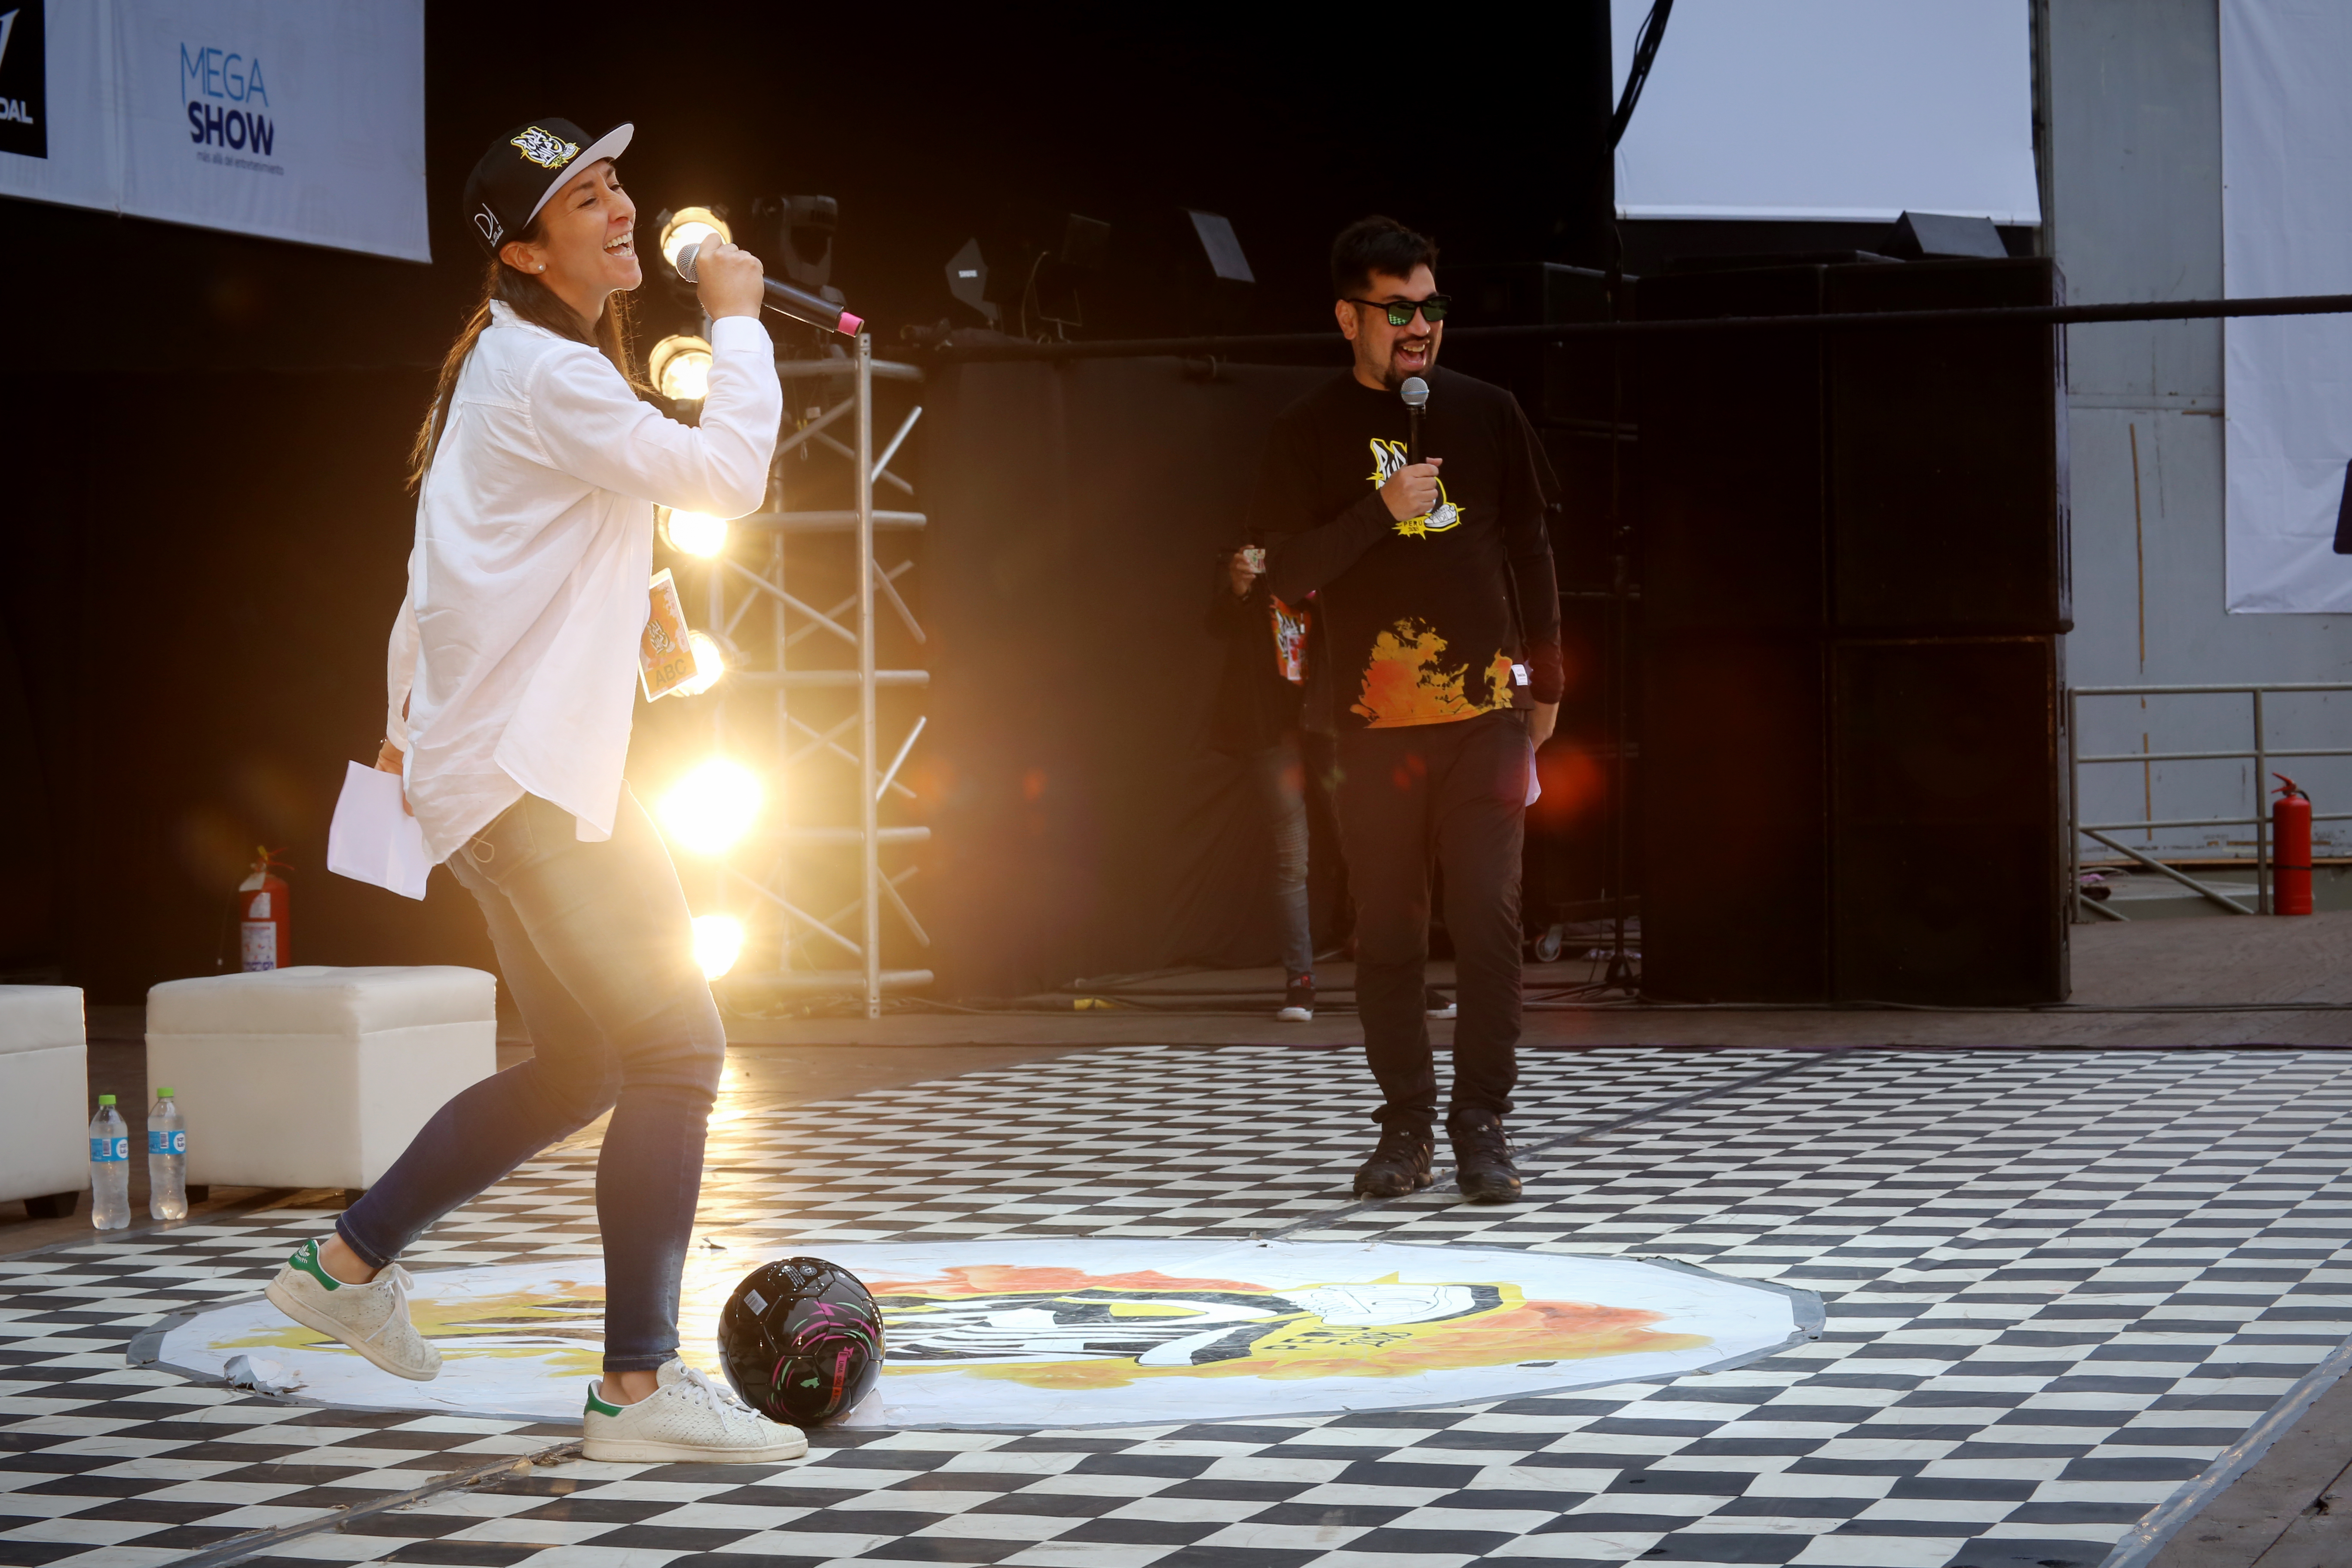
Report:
1248,737,1315,982
337,788,725,1374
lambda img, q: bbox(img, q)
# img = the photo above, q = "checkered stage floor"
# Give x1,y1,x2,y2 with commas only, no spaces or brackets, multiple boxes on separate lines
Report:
5,1044,2352,1568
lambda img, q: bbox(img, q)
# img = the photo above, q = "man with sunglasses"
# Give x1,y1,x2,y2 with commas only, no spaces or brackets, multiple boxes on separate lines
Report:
1252,216,1563,1204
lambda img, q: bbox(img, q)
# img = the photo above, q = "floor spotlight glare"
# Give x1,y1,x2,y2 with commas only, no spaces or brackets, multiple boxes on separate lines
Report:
656,504,729,557
659,206,732,275
680,631,726,696
692,914,745,980
658,757,762,856
648,334,714,401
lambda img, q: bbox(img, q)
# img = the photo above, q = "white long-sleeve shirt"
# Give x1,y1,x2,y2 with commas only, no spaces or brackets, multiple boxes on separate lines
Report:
387,303,781,862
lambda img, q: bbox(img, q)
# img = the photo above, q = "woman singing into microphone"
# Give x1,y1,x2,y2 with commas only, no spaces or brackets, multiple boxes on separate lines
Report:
259,119,802,1462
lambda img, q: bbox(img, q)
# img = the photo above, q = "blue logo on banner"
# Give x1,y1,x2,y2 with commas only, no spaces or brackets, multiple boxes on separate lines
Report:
0,5,47,160
181,43,274,159
90,1136,128,1163
148,1130,185,1155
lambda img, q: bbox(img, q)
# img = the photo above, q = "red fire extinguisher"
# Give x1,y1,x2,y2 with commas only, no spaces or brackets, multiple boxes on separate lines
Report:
238,847,292,970
2272,775,2312,917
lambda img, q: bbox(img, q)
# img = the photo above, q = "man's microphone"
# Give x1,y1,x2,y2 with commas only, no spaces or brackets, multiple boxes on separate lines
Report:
676,240,865,338
1400,376,1430,464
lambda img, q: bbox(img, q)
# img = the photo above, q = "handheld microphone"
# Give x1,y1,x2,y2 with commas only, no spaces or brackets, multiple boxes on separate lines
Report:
1400,376,1429,465
676,240,865,338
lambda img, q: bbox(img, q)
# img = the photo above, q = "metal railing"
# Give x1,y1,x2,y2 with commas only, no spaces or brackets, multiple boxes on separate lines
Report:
2067,682,2352,919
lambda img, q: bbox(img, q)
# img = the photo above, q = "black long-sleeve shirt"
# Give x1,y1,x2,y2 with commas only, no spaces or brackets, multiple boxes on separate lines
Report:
1249,366,1563,733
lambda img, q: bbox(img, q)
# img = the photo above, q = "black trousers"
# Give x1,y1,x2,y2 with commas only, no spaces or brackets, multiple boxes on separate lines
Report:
1334,710,1529,1127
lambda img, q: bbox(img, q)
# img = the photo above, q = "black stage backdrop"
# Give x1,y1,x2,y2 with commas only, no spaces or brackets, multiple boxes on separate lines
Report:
0,370,499,998
0,0,1617,1001
922,358,1341,998
0,357,1358,1003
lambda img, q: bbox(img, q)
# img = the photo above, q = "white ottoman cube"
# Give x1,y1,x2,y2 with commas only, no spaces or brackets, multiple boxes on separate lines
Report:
147,966,497,1192
0,986,88,1215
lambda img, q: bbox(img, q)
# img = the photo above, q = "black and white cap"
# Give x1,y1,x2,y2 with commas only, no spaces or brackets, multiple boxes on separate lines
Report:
462,118,633,256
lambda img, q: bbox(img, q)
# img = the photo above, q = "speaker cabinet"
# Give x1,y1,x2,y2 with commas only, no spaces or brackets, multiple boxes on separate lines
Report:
1831,637,2067,1003
1636,257,2069,1004
1641,634,1829,1001
1827,263,2071,635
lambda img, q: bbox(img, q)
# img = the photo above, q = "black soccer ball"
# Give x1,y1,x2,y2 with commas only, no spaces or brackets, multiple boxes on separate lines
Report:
716,1256,885,1425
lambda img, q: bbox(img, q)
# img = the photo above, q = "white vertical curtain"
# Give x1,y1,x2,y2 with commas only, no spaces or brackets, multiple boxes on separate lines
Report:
2221,0,2352,612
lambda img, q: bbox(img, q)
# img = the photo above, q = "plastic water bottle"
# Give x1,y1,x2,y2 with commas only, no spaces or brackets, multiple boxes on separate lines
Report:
148,1089,187,1221
89,1096,130,1231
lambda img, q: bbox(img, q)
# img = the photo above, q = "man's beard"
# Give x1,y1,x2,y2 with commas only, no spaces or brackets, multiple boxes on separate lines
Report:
1381,339,1436,389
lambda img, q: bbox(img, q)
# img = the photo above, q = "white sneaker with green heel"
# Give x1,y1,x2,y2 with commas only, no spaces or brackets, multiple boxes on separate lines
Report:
582,1358,807,1463
263,1238,442,1382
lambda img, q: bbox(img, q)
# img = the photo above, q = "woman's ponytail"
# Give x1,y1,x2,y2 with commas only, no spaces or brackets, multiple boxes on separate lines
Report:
407,241,648,493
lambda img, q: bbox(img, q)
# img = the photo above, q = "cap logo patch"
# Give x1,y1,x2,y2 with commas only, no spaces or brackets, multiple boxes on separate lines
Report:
510,126,579,171
473,206,504,248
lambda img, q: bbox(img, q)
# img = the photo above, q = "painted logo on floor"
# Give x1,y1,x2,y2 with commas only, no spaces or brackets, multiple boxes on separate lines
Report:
870,1265,1708,1387
145,1239,1818,1429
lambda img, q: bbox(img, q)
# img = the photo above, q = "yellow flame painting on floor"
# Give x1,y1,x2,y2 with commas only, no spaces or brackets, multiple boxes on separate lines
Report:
157,1241,1813,1428
867,1265,1710,1390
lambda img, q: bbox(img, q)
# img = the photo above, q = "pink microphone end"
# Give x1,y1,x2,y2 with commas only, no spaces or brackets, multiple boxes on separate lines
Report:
837,311,864,337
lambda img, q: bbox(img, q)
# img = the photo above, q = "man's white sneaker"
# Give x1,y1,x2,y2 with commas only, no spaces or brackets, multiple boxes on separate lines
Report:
263,1239,442,1382
582,1358,808,1464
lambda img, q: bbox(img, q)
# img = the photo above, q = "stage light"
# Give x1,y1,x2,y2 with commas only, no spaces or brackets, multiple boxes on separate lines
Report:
680,631,726,696
648,334,714,401
751,193,839,291
657,504,729,557
1025,213,1109,340
692,914,744,980
658,757,762,856
658,206,732,275
945,238,998,327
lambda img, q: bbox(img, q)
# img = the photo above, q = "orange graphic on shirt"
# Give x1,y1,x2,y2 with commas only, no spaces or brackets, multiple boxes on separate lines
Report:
1351,619,1516,728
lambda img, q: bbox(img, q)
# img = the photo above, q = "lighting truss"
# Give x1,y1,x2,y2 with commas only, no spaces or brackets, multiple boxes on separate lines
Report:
684,334,931,1017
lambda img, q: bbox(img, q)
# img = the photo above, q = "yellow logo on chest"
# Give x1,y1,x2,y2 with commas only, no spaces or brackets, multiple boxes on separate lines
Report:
1366,438,1464,536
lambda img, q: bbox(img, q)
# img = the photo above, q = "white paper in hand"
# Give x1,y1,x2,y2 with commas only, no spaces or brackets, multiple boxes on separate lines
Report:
326,761,433,900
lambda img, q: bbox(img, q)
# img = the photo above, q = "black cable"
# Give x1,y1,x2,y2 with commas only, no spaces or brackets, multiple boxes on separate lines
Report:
1525,999,2352,1014
1611,0,1676,148
1600,233,1636,996
922,291,2352,364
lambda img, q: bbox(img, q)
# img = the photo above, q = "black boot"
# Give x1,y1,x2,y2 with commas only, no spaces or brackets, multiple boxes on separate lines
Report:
1448,1108,1522,1204
1352,1120,1434,1198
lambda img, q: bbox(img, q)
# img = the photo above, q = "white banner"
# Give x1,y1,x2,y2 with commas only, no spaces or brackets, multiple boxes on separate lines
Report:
0,2,118,212
1609,0,2040,224
2221,0,2352,613
0,0,426,262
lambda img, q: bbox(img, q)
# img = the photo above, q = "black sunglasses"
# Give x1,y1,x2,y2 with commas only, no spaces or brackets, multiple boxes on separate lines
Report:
1345,294,1450,328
